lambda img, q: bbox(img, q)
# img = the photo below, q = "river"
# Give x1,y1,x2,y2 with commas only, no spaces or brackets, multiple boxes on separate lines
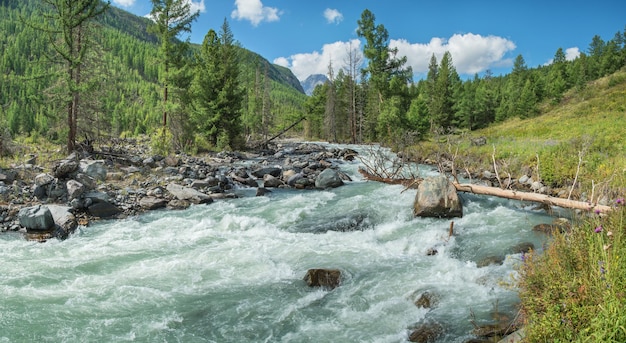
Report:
0,144,553,342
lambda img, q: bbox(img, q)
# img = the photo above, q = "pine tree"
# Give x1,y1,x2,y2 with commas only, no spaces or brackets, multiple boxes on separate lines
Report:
32,0,110,151
149,0,199,131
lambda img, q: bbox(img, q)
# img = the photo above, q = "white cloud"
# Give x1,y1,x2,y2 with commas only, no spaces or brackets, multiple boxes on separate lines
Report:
390,33,516,76
324,8,343,24
231,0,280,26
112,0,135,7
274,39,363,81
565,47,580,61
189,0,206,14
544,47,582,65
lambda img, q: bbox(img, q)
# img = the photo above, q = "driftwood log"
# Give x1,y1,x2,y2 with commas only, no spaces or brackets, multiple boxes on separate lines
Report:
358,169,612,213
453,183,611,213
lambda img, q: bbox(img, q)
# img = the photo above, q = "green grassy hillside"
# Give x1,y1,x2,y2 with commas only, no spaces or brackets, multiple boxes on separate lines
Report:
413,68,626,199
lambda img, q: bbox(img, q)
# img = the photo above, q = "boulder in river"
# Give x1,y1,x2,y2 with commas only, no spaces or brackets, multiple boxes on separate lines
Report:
413,175,463,218
303,268,341,289
314,168,344,189
408,320,444,343
18,205,54,231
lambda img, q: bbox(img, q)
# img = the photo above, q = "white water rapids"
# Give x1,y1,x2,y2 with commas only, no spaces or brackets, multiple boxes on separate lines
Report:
0,145,553,342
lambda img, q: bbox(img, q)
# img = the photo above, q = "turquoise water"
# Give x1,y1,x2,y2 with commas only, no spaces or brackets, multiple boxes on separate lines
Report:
0,147,554,342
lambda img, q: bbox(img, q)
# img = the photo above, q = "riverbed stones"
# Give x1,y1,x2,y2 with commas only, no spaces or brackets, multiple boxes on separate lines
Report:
314,168,344,189
413,175,463,218
303,268,341,289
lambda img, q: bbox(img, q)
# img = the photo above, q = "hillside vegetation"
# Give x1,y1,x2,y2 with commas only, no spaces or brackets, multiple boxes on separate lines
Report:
0,0,306,150
411,68,626,201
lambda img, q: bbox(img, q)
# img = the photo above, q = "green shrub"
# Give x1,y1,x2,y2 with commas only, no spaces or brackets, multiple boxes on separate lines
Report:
519,194,626,342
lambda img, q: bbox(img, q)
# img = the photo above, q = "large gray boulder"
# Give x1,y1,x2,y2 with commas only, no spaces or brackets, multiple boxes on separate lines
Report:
315,168,344,189
18,205,55,231
83,192,121,218
79,160,107,181
166,183,213,204
47,205,77,239
413,175,463,218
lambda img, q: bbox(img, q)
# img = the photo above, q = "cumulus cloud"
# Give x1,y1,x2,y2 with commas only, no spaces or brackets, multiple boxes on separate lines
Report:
565,47,580,61
231,0,281,26
390,33,516,76
112,0,135,6
324,8,343,24
274,39,363,81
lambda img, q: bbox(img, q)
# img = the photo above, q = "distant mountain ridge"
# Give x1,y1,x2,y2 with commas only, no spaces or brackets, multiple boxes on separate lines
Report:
301,74,329,96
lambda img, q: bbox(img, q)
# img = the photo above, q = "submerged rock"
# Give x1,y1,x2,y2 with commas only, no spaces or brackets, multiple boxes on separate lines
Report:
303,268,341,289
408,320,444,343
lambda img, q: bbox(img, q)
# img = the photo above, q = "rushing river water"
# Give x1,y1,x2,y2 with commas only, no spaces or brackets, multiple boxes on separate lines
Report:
0,145,555,342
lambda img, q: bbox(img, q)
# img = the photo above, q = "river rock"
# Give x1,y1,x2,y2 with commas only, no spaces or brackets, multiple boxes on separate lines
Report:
87,201,121,218
18,205,54,231
413,291,440,309
476,255,505,267
52,158,78,178
256,187,272,196
510,242,534,254
303,268,341,289
74,173,96,190
66,180,86,200
167,199,191,210
79,160,107,181
413,175,463,218
139,196,168,210
251,166,282,178
263,174,284,188
34,173,55,187
314,168,344,189
0,170,16,184
166,183,213,204
47,205,77,237
408,320,444,343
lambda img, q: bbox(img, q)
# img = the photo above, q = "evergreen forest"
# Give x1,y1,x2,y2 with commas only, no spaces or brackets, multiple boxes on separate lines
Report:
1,1,625,154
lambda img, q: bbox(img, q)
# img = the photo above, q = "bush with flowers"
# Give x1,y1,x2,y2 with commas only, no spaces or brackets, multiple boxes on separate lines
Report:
518,197,626,342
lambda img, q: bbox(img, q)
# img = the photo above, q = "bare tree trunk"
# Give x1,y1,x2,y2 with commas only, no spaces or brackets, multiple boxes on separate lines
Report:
453,183,611,213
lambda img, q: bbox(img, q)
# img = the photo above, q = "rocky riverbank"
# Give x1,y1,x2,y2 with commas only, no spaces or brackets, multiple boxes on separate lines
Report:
0,139,358,241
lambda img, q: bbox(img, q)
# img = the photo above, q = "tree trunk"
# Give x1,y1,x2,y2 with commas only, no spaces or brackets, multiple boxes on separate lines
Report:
453,183,611,213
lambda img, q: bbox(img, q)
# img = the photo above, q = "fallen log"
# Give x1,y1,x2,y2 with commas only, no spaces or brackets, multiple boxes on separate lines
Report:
453,183,612,213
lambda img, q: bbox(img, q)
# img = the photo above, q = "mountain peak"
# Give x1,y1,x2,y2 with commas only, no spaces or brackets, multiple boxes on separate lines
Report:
300,74,329,96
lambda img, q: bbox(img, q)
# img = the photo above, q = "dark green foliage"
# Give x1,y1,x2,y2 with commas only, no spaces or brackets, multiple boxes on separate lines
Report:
0,0,306,147
190,19,244,150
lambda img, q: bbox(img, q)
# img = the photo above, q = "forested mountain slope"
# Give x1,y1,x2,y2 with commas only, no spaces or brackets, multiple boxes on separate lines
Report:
0,0,306,143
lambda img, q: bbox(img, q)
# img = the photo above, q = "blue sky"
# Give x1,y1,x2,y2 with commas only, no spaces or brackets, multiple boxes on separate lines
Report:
112,0,625,81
